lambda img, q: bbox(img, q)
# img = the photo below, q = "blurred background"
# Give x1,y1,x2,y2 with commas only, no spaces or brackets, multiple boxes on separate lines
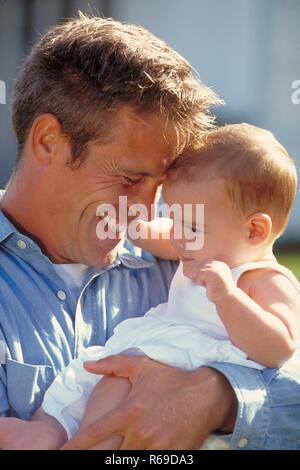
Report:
0,0,299,276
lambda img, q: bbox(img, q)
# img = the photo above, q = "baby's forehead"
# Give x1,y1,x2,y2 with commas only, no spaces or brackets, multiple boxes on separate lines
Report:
162,177,228,202
161,178,236,225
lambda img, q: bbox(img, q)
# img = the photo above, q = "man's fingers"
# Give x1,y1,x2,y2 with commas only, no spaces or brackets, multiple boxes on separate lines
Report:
119,432,146,450
84,354,142,379
61,407,124,450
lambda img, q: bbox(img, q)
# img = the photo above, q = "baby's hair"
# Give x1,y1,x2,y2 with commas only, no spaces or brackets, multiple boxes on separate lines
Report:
167,123,297,235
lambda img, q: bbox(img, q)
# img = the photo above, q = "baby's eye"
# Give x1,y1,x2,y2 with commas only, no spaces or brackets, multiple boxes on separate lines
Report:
185,225,197,233
184,225,203,235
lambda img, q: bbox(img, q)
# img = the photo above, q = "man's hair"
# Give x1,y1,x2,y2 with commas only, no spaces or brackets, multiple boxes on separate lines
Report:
11,14,221,163
167,123,297,235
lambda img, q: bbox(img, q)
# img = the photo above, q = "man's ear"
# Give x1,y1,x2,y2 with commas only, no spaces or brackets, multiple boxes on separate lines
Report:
28,114,64,166
246,212,272,245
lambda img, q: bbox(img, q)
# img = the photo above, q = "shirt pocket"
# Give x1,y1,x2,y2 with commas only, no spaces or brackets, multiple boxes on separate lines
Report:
6,359,54,420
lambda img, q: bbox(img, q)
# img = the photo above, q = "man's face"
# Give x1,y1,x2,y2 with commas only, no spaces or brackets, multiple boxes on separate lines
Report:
49,107,178,266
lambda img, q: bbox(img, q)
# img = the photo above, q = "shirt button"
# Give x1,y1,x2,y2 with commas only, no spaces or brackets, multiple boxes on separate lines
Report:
57,290,67,301
17,239,27,250
238,438,248,448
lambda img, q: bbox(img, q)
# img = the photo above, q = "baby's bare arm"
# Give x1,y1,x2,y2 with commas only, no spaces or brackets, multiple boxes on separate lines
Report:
78,375,131,450
218,269,300,368
184,260,300,368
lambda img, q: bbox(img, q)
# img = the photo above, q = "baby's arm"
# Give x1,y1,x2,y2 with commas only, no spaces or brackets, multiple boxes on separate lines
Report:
77,375,131,450
184,260,300,368
0,409,67,450
128,218,178,260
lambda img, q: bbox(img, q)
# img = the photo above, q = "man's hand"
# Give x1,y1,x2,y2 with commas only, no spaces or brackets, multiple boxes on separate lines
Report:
183,259,237,304
62,355,237,450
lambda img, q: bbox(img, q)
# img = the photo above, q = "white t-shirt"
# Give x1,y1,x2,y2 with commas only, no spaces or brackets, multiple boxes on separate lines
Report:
52,263,89,302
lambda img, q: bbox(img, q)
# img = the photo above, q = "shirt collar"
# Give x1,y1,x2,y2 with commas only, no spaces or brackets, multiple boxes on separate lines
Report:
0,211,154,270
117,251,154,269
0,211,18,243
116,239,154,269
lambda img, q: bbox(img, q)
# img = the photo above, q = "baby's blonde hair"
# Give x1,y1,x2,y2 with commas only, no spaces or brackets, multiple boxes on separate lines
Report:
168,123,297,235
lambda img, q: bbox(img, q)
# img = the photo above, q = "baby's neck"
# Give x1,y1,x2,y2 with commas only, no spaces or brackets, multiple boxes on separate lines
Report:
231,245,276,268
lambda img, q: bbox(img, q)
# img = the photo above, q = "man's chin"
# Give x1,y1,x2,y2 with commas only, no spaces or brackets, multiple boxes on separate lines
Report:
98,250,118,267
87,242,120,267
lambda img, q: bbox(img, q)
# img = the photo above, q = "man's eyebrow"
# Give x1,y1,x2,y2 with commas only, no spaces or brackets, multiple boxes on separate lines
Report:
123,168,164,178
167,158,181,171
125,169,153,176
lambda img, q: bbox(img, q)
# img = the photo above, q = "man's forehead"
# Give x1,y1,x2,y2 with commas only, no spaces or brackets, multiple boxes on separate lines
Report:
119,139,179,177
116,106,183,153
121,155,172,178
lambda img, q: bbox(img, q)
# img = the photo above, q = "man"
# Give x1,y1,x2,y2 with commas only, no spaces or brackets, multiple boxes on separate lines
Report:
0,15,299,450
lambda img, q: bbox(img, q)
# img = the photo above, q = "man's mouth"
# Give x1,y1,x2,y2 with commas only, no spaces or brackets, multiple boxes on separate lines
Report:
96,211,127,239
100,214,127,234
180,256,194,262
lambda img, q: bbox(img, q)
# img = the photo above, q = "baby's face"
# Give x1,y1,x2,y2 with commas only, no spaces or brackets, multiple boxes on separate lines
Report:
163,178,252,268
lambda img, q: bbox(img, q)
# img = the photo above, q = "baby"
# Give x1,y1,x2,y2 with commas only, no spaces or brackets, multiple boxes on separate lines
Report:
1,123,300,450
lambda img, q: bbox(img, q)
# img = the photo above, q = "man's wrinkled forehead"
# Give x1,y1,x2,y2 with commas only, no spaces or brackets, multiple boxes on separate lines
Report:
113,107,184,174
119,154,175,183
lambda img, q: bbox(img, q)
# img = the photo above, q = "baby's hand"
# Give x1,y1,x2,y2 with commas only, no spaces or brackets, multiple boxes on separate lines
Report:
0,415,66,450
182,259,237,304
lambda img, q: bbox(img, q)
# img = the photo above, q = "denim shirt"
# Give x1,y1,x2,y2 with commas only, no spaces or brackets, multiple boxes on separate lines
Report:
0,211,300,449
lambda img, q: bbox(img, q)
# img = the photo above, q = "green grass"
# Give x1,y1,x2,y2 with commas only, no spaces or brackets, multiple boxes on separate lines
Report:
276,252,300,281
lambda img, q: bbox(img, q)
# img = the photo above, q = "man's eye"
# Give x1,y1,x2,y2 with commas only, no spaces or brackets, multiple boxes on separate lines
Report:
122,176,143,186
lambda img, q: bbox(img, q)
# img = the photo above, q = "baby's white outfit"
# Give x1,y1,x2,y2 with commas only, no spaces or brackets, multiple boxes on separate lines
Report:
42,260,300,442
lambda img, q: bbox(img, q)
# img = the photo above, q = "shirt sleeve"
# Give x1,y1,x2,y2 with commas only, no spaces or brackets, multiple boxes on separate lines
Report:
0,365,9,417
0,332,9,417
207,362,300,450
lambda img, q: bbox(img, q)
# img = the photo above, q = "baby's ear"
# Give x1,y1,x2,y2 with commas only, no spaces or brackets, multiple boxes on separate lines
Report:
246,212,272,245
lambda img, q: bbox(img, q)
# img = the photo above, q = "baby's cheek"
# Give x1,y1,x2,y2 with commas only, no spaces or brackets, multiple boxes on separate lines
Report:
182,264,191,278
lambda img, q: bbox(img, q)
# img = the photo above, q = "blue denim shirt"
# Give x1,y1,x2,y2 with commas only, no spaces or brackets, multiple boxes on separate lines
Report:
0,211,300,449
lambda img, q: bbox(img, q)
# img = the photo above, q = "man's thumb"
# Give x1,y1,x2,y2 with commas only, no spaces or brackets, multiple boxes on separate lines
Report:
84,354,138,379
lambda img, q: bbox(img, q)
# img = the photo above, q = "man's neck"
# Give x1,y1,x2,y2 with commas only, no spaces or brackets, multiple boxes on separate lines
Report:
0,175,67,262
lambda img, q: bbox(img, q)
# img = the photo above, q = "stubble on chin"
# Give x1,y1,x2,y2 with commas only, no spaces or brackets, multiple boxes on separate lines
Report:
90,244,119,268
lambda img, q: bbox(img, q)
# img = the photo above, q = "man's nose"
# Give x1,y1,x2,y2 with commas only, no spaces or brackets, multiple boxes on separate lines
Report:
127,181,160,221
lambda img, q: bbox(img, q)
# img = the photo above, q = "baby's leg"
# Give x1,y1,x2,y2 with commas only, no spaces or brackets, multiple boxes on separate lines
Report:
79,375,131,450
